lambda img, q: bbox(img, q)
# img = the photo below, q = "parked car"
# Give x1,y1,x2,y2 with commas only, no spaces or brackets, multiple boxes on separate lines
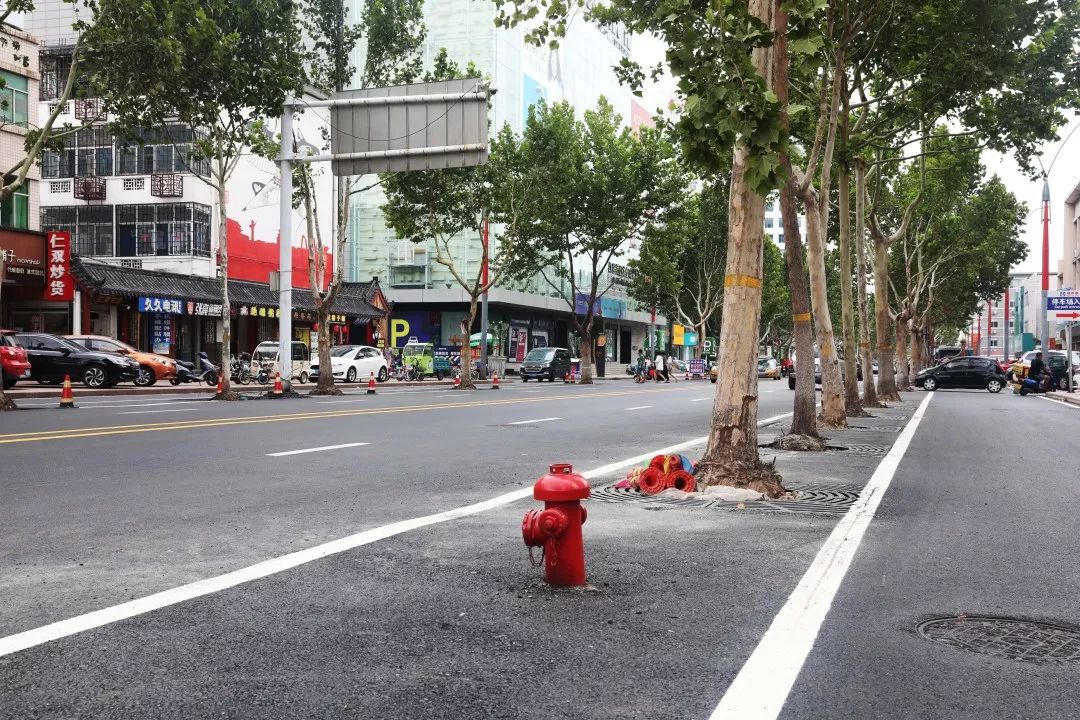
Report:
14,332,140,388
1,329,31,390
787,356,862,390
252,340,311,383
310,345,389,383
520,347,572,382
913,355,1005,393
67,335,176,386
758,357,781,379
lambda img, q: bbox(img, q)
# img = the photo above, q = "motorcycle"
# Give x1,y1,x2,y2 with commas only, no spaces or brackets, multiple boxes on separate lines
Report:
170,351,220,387
231,352,253,385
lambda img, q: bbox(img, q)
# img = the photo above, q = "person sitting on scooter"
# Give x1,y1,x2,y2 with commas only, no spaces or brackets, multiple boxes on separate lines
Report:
1029,352,1049,389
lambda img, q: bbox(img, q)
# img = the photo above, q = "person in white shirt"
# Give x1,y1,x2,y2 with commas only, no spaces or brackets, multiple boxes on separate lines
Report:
654,352,666,383
667,353,678,382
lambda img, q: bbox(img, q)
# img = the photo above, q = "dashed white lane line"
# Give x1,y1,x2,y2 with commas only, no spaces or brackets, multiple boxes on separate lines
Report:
0,412,792,659
625,405,653,411
708,393,933,720
118,408,203,415
691,397,710,402
508,417,561,425
267,442,371,457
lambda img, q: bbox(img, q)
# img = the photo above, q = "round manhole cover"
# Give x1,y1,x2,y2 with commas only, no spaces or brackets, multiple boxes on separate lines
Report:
917,616,1080,664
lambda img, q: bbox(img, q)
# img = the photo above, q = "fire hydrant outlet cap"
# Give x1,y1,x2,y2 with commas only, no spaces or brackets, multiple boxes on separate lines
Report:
533,466,591,501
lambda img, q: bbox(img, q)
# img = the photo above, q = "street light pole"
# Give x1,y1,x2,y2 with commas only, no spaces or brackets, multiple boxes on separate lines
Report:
278,101,294,384
1041,178,1051,354
479,212,489,380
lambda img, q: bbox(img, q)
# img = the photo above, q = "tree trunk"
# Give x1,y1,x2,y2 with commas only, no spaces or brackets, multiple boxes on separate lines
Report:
895,313,911,390
910,323,925,375
781,178,819,441
577,326,594,384
313,303,338,393
216,174,234,399
801,186,846,427
696,6,786,497
459,297,478,389
855,162,880,407
873,232,900,401
837,164,864,415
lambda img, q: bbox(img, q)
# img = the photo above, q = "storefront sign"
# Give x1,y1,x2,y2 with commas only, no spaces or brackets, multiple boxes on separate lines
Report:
44,231,74,301
186,301,224,316
673,324,685,345
600,297,625,319
150,314,173,355
239,305,279,318
1,229,46,282
574,292,599,316
139,296,184,314
684,331,698,347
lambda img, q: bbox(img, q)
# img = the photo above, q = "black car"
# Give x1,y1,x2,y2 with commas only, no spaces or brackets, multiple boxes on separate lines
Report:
520,347,572,382
14,332,141,388
787,357,862,390
913,355,1005,393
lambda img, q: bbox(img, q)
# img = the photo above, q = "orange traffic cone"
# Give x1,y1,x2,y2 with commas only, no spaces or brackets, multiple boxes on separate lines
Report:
367,371,377,395
272,371,283,396
453,374,461,389
59,374,75,409
491,372,500,389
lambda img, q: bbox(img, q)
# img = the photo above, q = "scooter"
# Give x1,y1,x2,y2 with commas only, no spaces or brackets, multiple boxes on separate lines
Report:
170,352,219,387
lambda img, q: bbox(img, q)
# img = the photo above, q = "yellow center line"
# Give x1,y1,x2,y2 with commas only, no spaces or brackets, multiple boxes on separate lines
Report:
0,386,699,445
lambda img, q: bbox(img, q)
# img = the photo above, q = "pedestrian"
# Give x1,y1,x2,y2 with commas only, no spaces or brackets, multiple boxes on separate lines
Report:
654,352,666,383
667,352,678,382
635,349,646,383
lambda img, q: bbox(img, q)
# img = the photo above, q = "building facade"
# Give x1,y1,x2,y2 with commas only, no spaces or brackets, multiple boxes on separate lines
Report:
11,2,388,362
343,2,672,371
967,271,1060,359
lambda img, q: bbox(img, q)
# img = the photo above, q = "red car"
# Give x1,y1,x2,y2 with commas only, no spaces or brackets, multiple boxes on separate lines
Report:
1,329,31,390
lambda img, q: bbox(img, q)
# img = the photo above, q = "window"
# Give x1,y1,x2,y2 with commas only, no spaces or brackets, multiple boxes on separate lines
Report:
0,71,29,127
765,218,774,229
0,177,29,229
778,234,785,245
42,127,113,179
765,200,775,212
39,53,75,102
115,202,213,257
41,205,115,256
117,125,210,177
777,217,784,228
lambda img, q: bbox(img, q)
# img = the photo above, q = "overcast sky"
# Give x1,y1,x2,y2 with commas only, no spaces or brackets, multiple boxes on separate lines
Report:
982,112,1080,276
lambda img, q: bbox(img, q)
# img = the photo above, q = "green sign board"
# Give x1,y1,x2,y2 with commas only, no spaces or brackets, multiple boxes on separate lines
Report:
703,336,718,359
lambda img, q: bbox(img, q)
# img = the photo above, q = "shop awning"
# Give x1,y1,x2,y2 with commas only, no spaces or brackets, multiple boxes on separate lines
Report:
72,257,387,320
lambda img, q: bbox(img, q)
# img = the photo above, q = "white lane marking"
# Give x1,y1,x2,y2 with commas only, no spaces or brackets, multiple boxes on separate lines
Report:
315,399,369,404
508,417,561,425
118,408,203,415
625,405,653,411
1040,396,1080,410
708,392,933,720
0,412,791,659
267,442,371,457
691,398,710,402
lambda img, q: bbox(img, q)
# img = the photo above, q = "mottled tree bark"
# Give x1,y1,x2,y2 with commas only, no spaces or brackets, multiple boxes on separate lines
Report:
854,162,881,407
873,231,900,402
697,0,785,497
837,164,864,415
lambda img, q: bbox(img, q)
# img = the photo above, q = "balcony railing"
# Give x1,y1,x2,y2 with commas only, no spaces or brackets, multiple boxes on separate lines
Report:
74,98,106,122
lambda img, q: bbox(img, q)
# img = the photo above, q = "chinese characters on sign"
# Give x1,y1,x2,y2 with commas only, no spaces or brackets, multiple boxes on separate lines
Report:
138,296,185,314
186,301,224,317
150,314,173,355
43,231,73,301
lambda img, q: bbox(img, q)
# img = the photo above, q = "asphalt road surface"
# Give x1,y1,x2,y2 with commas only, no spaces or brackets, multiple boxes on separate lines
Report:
3,381,1077,719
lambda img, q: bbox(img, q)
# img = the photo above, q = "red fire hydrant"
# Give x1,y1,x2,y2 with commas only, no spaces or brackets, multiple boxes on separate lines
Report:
522,463,590,587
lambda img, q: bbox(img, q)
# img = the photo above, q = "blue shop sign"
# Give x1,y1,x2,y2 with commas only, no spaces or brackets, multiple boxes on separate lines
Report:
139,296,185,314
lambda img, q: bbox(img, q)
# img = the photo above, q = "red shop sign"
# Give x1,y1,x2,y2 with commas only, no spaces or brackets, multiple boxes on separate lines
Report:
44,231,74,302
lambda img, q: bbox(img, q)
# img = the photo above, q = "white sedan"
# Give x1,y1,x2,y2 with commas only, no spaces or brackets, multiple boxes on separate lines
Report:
311,345,388,383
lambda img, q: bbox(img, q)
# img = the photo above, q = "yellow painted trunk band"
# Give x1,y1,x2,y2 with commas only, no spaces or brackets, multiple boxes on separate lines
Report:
724,274,762,289
792,312,812,322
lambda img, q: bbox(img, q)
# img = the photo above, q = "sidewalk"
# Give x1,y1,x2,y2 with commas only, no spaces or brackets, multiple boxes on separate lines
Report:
3,373,643,400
